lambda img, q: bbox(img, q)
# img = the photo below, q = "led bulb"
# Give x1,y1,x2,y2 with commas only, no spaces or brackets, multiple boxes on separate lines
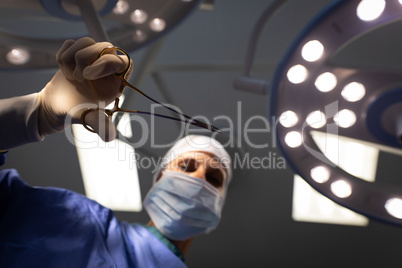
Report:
306,110,326,129
385,198,402,219
331,180,352,198
341,82,366,102
357,0,386,21
130,9,148,24
301,40,324,62
279,110,299,128
287,65,308,84
6,48,30,65
310,166,330,183
334,109,356,128
113,0,129,14
150,18,166,32
132,30,147,42
285,131,303,148
315,72,337,92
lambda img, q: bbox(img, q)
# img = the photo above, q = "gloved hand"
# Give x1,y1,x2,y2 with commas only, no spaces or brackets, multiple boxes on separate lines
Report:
39,37,132,142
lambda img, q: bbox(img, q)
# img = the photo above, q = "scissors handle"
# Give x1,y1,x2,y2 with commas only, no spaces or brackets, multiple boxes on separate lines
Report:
99,46,132,92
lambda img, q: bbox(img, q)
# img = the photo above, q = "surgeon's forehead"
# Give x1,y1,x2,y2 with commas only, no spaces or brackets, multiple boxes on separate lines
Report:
176,151,215,159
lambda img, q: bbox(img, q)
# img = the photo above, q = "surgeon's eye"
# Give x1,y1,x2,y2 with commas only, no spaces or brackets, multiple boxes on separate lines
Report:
178,158,198,173
206,170,224,188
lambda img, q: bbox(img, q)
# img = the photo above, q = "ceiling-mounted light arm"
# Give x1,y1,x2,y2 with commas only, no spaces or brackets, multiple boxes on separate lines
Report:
74,0,110,42
233,0,290,95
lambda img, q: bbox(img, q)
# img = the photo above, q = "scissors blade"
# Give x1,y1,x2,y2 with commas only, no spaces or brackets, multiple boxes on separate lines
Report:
120,79,222,134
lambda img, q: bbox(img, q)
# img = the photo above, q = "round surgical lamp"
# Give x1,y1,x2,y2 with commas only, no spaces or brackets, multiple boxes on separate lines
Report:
0,0,201,70
270,0,402,225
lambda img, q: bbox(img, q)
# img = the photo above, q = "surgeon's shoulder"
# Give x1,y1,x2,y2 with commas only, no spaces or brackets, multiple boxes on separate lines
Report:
0,150,29,191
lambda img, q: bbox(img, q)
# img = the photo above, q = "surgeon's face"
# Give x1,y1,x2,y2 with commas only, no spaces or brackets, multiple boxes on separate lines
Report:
163,151,227,195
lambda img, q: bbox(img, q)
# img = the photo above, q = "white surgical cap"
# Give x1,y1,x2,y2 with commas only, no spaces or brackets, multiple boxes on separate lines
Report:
153,135,232,189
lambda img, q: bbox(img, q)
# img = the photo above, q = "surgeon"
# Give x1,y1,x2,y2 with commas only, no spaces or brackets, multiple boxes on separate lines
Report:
0,37,232,267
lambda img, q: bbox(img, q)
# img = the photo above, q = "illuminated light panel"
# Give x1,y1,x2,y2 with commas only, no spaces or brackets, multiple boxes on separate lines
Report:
116,113,134,139
400,0,402,5
385,198,402,219
113,0,130,14
341,82,366,102
311,131,379,182
150,18,167,32
315,72,337,92
334,109,356,128
279,110,299,128
130,9,148,24
292,175,368,226
285,131,303,148
301,40,324,62
287,64,308,84
331,180,352,198
310,166,330,183
306,110,326,129
357,0,386,21
6,48,30,65
293,132,379,226
71,124,142,212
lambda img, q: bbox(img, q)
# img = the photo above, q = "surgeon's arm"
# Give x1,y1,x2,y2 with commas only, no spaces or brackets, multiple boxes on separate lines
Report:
0,93,43,149
0,37,132,150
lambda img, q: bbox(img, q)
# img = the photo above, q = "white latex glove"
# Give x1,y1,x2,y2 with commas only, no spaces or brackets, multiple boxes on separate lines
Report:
39,37,132,142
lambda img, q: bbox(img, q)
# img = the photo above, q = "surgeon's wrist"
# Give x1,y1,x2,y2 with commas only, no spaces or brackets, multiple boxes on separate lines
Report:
38,92,67,137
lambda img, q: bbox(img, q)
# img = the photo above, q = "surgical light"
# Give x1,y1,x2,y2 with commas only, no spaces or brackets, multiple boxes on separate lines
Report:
334,109,356,128
6,48,30,65
301,40,324,62
132,30,147,42
270,0,402,226
314,72,337,92
385,198,402,219
310,166,330,183
306,110,326,129
113,0,129,14
130,9,148,24
149,18,167,32
331,180,352,198
356,0,386,21
284,131,303,148
279,110,299,128
287,64,308,84
341,82,366,102
0,0,202,70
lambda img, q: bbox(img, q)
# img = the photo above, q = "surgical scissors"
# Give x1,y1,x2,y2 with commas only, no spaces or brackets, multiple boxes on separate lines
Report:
81,46,222,134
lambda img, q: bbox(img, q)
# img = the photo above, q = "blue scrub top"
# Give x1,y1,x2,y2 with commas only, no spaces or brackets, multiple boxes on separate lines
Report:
0,152,187,268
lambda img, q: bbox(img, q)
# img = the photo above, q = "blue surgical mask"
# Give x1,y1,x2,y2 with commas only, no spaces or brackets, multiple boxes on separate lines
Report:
143,170,223,241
